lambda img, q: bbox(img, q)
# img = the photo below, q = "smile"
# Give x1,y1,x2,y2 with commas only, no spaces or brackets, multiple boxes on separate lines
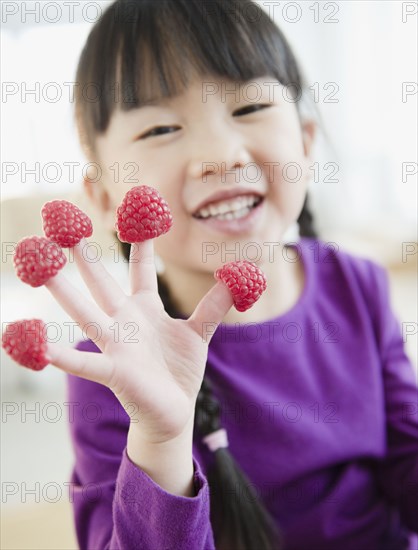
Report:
193,194,263,220
192,196,265,235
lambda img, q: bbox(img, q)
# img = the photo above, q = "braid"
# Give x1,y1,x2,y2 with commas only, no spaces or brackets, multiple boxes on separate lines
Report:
195,377,222,434
194,378,283,550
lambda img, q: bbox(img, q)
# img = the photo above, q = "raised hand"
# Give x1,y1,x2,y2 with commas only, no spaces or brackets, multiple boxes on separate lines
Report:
45,235,234,445
2,187,267,447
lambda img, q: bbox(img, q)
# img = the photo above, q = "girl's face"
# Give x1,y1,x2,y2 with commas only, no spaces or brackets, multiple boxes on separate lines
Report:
90,75,315,275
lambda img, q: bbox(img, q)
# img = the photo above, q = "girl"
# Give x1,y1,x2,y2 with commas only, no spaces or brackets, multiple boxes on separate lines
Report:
41,0,417,549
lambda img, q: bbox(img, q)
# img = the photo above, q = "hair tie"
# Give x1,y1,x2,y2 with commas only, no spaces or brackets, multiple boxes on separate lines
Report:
202,428,229,452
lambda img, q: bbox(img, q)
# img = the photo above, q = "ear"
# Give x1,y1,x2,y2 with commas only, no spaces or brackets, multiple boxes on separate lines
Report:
301,119,316,160
83,176,116,232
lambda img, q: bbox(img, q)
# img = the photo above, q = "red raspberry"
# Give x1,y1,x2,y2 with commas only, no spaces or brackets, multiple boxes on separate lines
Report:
214,260,267,312
13,236,67,287
115,185,173,243
2,319,49,371
42,199,93,247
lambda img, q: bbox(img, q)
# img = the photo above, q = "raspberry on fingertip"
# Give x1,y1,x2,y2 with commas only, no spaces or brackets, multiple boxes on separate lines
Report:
41,200,93,248
115,185,173,243
13,236,67,287
2,319,49,371
214,260,267,312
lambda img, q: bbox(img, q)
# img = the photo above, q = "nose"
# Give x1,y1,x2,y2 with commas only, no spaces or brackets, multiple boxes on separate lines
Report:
187,125,252,183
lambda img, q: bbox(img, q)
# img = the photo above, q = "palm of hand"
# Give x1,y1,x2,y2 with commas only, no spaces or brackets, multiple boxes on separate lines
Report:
45,239,233,444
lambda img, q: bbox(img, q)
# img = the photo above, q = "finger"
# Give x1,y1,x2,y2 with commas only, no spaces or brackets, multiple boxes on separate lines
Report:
45,272,112,347
129,240,158,295
73,239,127,316
187,281,234,344
46,342,113,386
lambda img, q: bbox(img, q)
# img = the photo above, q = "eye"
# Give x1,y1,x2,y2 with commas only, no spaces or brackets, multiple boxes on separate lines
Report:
233,104,271,116
138,126,180,140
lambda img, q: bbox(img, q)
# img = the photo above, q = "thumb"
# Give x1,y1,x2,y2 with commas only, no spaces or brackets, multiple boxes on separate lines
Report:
187,281,234,344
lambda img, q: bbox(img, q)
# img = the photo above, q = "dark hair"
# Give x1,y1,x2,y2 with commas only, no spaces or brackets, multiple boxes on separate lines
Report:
74,1,319,548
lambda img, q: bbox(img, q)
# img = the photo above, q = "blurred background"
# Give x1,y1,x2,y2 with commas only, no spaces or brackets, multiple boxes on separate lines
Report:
1,1,417,548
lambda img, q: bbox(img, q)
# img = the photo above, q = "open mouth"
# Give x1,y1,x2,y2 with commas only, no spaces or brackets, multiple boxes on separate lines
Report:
192,195,264,221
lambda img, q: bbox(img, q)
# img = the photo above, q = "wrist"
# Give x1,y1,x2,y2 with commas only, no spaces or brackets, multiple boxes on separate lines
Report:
127,412,195,447
126,417,196,497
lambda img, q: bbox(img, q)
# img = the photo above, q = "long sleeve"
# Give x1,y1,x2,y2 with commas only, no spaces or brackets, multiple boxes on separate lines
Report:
66,341,216,550
367,263,418,533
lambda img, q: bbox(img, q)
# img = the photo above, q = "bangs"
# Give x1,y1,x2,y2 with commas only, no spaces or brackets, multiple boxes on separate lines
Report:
75,0,304,152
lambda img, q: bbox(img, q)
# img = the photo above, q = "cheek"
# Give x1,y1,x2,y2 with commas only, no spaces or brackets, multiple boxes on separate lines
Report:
130,168,183,219
154,208,190,253
258,110,307,165
262,136,310,199
105,166,180,213
265,148,309,221
274,174,309,217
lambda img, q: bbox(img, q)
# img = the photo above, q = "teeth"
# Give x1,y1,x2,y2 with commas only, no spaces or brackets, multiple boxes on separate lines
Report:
196,195,260,219
198,207,211,217
216,206,251,220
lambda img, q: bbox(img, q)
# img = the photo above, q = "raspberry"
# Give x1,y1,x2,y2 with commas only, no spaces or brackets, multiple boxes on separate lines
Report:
214,260,267,312
42,199,93,247
115,185,173,243
13,236,67,287
2,319,49,371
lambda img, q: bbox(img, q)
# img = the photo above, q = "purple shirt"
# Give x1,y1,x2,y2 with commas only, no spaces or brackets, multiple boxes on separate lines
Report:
66,237,418,549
